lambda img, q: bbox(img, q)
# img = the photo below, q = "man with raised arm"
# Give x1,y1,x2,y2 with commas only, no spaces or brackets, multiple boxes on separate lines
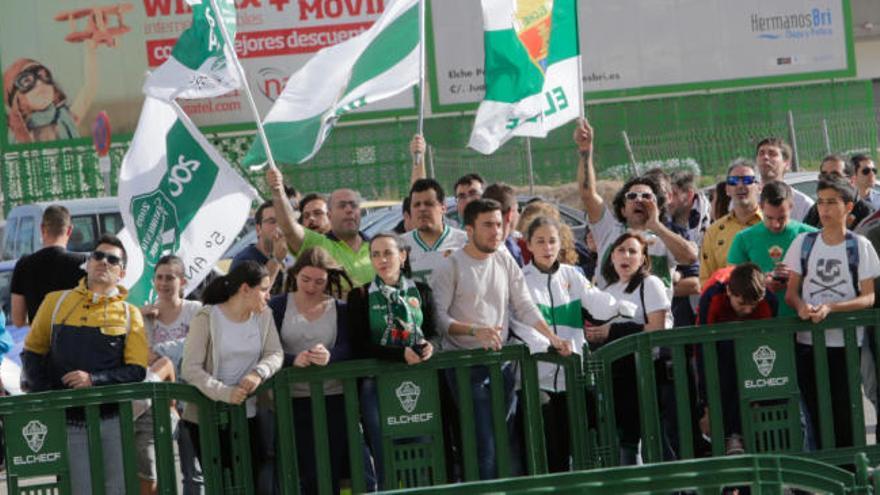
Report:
267,167,373,288
574,118,697,293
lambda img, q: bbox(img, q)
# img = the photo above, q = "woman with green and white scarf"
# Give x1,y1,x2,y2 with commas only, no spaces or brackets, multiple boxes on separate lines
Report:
347,232,436,487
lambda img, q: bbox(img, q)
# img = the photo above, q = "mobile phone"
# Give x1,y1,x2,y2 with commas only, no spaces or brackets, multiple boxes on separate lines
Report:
411,343,428,356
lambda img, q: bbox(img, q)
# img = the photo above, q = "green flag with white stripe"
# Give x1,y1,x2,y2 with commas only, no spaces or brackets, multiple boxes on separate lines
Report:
243,0,421,166
143,0,240,100
469,0,582,154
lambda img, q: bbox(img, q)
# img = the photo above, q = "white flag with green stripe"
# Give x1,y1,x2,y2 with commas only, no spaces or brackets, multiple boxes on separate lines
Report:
469,0,582,154
143,0,240,100
243,0,420,166
118,97,258,306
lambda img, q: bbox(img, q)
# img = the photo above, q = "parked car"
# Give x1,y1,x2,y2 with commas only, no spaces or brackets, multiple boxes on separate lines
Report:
0,259,25,395
2,196,123,260
361,196,588,241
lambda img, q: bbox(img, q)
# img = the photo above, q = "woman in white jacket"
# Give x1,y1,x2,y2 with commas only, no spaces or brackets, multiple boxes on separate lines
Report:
522,216,634,472
181,260,283,491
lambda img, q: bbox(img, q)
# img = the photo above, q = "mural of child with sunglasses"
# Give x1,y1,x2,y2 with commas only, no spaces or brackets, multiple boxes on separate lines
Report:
3,39,98,144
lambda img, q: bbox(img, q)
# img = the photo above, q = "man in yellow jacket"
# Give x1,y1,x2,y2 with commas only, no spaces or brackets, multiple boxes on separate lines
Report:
23,233,147,495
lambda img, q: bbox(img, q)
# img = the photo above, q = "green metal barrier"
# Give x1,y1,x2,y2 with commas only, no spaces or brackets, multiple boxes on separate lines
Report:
265,346,591,494
0,382,227,495
0,347,589,495
4,313,880,494
588,308,880,468
380,454,876,494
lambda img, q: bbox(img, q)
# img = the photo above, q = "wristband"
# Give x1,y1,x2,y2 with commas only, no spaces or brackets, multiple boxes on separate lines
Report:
469,326,477,337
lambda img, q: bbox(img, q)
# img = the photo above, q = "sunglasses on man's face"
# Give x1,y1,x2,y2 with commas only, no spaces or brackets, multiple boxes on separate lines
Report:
625,191,654,201
861,167,877,176
91,250,124,267
726,175,757,186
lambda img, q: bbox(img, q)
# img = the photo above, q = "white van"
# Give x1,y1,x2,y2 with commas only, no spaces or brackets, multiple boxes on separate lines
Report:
2,197,123,260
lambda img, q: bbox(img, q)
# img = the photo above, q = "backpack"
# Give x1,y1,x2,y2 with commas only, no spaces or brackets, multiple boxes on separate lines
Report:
799,231,860,294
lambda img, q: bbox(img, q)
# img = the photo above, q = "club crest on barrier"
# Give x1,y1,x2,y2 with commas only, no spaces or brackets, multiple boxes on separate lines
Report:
396,381,421,413
752,345,776,377
22,420,48,453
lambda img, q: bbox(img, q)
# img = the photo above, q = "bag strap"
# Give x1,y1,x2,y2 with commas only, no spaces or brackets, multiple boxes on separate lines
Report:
845,231,860,294
800,231,820,277
639,280,648,324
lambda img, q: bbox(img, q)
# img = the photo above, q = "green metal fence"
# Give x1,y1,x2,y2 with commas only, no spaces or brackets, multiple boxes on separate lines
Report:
0,81,875,214
0,382,227,494
588,309,880,468
3,310,880,494
381,454,877,494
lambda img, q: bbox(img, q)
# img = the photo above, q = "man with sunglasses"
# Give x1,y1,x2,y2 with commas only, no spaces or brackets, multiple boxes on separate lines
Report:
699,159,763,285
803,155,874,229
575,119,698,293
756,137,814,221
851,154,880,211
22,234,148,495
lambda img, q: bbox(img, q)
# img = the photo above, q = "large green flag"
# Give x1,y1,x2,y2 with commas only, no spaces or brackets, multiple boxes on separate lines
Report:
243,0,420,166
143,0,240,100
118,97,257,305
469,0,581,154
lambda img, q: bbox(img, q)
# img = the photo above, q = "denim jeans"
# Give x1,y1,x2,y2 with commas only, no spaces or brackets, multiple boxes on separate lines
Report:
68,416,124,495
359,378,384,489
177,421,204,495
444,364,516,480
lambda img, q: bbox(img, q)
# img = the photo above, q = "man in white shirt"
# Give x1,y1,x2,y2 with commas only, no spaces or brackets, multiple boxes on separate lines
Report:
755,137,814,221
432,198,571,480
784,175,880,449
401,178,468,285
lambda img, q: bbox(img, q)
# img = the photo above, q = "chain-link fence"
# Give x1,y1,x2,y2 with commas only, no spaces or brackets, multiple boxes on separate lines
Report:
0,80,876,214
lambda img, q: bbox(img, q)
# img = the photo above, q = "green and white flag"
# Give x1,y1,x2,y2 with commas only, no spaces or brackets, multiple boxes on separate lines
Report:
118,97,258,305
243,0,420,166
143,0,240,100
469,0,581,154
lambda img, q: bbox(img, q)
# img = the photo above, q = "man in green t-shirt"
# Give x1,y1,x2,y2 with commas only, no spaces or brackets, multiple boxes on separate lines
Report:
266,167,374,287
728,180,817,316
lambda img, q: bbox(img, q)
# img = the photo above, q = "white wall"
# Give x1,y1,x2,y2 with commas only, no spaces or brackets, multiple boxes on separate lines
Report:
856,38,880,80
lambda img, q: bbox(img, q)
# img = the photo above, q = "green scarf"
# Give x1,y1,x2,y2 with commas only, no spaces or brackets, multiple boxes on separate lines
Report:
367,275,424,347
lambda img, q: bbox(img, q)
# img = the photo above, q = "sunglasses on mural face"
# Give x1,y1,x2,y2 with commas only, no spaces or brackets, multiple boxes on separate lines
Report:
14,66,53,94
7,65,54,106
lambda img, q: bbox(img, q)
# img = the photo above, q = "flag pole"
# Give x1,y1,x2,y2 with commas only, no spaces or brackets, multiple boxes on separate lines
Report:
414,0,427,166
573,0,585,120
209,0,278,171
417,0,426,135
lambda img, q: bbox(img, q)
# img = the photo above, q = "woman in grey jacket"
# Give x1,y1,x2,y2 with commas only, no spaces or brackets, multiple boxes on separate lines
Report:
181,260,283,490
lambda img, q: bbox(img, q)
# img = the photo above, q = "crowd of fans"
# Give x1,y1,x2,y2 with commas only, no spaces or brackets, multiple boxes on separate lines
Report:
7,117,880,494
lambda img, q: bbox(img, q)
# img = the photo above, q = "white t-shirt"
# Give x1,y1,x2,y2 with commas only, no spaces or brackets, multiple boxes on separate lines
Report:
791,188,815,222
214,308,263,416
279,296,341,398
590,207,678,297
783,231,880,346
603,275,673,329
145,300,202,373
401,225,468,285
